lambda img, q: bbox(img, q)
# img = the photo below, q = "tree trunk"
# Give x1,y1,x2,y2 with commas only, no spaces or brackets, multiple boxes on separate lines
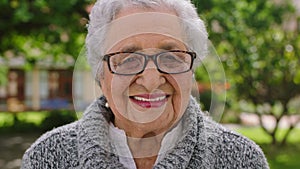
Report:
280,124,294,146
257,111,281,145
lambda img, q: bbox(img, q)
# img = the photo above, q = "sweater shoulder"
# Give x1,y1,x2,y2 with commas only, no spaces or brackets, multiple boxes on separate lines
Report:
21,121,79,169
202,116,260,149
29,121,78,148
200,115,269,168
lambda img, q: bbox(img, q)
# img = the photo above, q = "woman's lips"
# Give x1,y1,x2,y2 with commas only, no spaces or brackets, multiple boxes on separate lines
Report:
130,93,169,108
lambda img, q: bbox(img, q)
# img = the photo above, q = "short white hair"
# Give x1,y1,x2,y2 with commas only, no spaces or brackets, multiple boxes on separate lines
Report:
86,0,208,80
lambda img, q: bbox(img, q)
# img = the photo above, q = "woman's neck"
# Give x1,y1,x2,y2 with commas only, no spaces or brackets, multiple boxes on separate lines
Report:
134,156,158,169
127,135,162,169
127,133,163,157
113,118,172,168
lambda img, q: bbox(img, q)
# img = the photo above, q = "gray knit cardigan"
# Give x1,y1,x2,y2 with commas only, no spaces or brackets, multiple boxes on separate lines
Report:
21,96,269,169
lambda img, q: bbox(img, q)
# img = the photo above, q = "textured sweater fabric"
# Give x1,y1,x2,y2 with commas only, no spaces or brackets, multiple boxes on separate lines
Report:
21,96,269,169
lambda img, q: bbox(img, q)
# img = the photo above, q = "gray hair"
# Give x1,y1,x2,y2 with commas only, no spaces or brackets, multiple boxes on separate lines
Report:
86,0,208,80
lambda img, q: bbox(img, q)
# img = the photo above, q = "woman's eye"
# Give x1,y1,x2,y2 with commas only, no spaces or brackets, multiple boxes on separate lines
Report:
119,57,137,66
161,54,184,64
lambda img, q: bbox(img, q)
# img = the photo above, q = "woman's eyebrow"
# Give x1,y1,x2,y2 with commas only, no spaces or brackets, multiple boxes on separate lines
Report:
120,45,142,52
159,41,183,50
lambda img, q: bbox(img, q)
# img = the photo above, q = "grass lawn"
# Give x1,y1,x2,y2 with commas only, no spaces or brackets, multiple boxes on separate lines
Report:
0,111,80,133
235,127,300,169
0,111,48,127
0,111,82,127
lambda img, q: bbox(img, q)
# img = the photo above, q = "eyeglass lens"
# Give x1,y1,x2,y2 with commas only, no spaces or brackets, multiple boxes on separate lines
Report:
109,51,193,75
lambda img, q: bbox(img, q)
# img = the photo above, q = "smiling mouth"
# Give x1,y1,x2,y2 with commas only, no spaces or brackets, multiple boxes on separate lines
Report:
130,94,169,108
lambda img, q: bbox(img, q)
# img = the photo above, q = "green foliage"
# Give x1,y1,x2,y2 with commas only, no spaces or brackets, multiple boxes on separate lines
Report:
40,110,77,132
0,0,93,96
0,0,92,69
193,0,300,145
0,110,78,133
0,66,8,86
220,110,240,124
194,0,300,104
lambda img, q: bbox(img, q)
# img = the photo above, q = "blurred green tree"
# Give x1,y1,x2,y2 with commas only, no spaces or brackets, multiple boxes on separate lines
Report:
0,0,94,85
193,0,300,145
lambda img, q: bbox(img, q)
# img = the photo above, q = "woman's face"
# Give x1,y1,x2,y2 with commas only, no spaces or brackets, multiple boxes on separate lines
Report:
100,7,193,137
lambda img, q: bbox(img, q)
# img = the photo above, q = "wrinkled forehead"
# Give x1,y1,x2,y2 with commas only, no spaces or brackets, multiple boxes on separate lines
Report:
104,12,186,53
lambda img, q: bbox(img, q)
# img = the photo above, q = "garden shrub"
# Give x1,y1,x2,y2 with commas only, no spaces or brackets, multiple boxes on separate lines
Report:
41,110,78,132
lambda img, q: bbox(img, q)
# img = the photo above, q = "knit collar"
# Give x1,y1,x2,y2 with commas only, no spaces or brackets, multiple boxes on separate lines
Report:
77,96,206,168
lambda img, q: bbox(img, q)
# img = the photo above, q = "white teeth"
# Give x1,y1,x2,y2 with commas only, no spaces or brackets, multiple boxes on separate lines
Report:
133,96,166,102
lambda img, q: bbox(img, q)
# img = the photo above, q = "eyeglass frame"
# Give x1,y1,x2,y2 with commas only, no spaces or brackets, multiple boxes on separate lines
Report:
102,50,197,76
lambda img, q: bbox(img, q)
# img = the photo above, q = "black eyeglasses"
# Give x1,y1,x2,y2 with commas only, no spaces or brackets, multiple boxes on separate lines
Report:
102,50,196,76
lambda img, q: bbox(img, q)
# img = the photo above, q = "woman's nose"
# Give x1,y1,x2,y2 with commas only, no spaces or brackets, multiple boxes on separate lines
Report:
136,61,166,91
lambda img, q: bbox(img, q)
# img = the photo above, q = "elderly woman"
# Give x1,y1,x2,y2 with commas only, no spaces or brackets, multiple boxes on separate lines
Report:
22,0,269,168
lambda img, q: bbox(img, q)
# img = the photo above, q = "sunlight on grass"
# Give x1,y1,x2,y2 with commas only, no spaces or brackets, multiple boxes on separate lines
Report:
17,112,48,125
235,127,300,144
276,154,290,164
0,111,82,128
0,112,48,127
0,113,14,127
262,144,300,169
234,126,300,169
235,127,271,143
